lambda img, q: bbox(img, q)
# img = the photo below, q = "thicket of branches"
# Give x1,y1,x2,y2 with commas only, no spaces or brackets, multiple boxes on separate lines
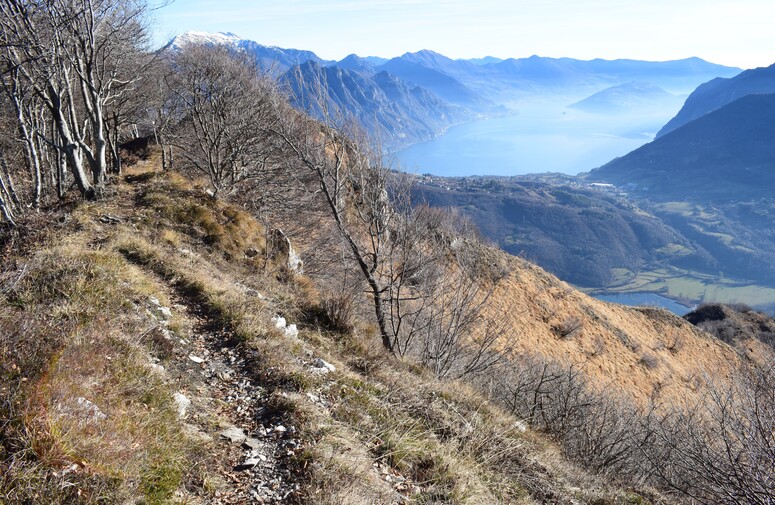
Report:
489,357,775,504
0,0,154,210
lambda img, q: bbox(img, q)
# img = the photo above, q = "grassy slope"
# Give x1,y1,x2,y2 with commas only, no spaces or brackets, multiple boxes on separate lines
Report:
3,161,768,504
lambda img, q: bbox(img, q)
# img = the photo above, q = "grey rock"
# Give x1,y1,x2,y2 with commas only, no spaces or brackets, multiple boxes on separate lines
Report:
268,228,303,273
313,358,336,373
235,457,261,470
220,426,247,444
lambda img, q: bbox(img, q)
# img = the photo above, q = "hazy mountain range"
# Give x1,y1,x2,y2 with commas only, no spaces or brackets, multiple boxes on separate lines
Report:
168,31,740,148
568,82,685,114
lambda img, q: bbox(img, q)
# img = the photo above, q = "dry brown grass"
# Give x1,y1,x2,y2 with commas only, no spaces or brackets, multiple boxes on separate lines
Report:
0,229,197,503
1,166,689,504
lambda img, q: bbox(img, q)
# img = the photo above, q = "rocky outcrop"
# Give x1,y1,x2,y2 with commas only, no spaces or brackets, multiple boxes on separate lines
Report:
268,229,303,273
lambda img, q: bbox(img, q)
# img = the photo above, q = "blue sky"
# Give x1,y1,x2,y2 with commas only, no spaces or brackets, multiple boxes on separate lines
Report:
152,0,775,69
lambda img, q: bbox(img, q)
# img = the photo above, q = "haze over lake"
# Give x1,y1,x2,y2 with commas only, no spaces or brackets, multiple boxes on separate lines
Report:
395,102,677,177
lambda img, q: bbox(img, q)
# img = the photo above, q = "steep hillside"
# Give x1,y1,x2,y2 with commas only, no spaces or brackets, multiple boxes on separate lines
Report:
280,61,475,148
657,62,774,137
3,159,770,503
414,176,711,287
589,93,775,202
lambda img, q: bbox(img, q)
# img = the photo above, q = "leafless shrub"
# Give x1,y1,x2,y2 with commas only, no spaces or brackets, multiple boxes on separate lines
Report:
698,318,739,344
589,335,607,357
638,352,660,370
615,329,639,352
666,332,684,353
320,291,356,335
552,316,583,339
643,365,775,504
728,302,753,313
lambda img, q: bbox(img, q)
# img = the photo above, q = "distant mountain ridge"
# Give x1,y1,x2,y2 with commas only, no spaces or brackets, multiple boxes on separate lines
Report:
569,82,682,113
280,61,475,147
167,31,741,148
590,92,775,201
657,63,775,137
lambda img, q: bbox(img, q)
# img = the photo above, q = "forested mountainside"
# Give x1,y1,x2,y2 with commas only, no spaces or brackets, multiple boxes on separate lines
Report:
0,3,772,504
591,93,775,202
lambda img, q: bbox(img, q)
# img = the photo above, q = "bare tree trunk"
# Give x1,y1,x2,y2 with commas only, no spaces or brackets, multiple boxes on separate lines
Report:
48,88,95,199
0,150,19,224
5,75,42,208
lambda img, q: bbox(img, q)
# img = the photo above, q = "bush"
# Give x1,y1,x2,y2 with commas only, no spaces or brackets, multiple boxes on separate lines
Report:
552,316,583,339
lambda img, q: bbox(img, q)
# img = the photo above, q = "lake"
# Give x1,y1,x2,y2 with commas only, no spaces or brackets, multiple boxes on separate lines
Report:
395,104,673,177
592,292,693,316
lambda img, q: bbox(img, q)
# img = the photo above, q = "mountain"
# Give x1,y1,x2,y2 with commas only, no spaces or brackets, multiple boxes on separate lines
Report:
332,53,377,74
169,32,474,148
487,56,740,94
589,93,775,202
168,31,332,73
569,81,683,114
376,56,493,110
413,176,710,287
464,56,504,65
281,61,474,148
657,62,775,137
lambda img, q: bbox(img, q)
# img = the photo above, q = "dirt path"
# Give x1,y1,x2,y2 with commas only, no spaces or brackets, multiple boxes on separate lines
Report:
116,171,303,504
133,263,303,504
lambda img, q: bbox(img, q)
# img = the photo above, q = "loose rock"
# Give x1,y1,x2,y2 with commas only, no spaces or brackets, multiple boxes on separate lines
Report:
220,426,247,444
313,358,336,373
173,392,191,418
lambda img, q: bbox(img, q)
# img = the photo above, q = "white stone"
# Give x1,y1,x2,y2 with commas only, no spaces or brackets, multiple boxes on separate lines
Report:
271,315,286,329
148,296,161,307
75,397,107,422
173,392,191,418
514,420,528,433
220,426,247,444
313,358,336,373
284,324,298,338
158,306,172,319
274,425,287,433
189,355,204,364
240,457,261,469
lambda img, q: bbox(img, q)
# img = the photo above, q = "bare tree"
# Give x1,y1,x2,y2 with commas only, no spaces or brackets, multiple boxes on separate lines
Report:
0,0,151,200
644,365,775,504
169,43,280,198
269,92,509,377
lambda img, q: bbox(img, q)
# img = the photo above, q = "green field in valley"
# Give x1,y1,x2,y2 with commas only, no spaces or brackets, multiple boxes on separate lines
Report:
592,266,775,309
